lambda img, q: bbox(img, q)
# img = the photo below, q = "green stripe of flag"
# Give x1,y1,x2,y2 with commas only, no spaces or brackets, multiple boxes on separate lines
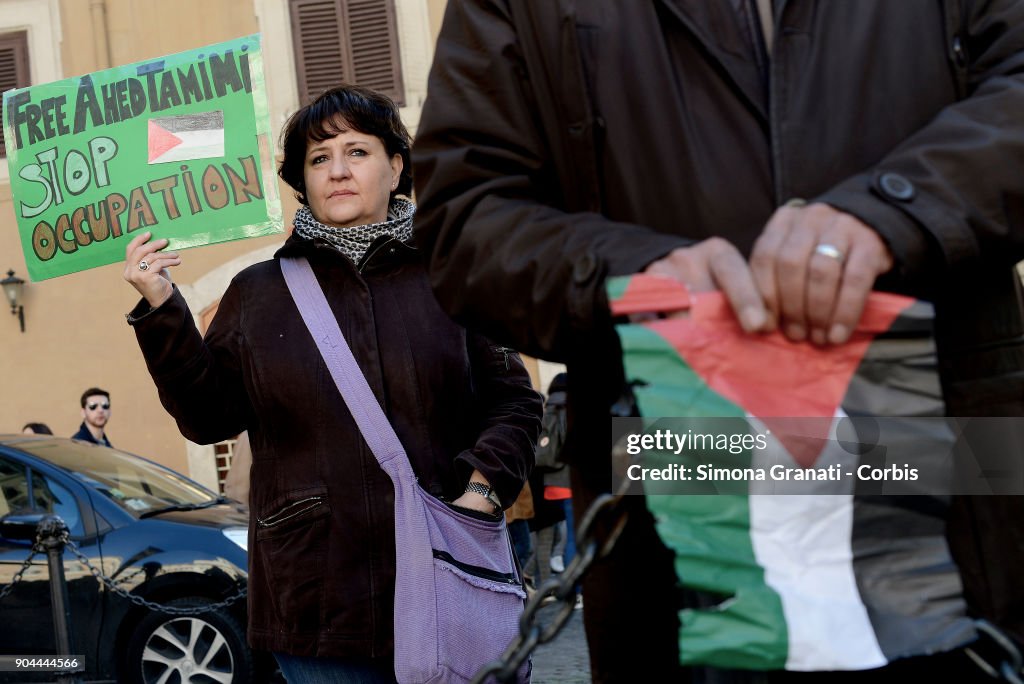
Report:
620,324,789,669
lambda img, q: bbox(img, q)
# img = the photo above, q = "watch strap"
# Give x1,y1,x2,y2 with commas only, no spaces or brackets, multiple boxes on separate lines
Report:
465,482,501,514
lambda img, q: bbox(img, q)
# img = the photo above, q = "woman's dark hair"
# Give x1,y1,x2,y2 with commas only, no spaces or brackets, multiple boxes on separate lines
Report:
278,85,413,206
22,423,53,435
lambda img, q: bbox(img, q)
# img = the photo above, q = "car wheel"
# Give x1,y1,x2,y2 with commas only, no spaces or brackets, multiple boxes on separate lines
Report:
124,597,253,684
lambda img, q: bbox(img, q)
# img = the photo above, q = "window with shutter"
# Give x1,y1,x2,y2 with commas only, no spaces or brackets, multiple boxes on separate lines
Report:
289,0,404,107
0,31,30,158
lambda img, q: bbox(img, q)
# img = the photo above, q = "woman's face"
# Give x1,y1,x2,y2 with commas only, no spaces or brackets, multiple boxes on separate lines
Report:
303,123,403,229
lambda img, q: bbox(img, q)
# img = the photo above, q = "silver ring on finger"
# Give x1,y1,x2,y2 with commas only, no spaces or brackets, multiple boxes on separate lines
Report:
813,243,845,264
138,260,150,272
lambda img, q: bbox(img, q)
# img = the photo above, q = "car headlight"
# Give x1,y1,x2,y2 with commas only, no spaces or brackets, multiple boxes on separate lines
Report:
222,527,248,551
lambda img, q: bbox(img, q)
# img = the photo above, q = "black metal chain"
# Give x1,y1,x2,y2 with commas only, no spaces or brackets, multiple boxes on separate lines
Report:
1,520,245,616
61,537,247,615
0,537,44,602
470,492,631,684
965,620,1024,684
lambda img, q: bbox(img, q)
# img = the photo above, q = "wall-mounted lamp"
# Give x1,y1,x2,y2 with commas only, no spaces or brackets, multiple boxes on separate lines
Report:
1,269,25,333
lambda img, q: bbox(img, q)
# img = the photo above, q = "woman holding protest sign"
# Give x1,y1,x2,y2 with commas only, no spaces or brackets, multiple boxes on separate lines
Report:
122,85,540,683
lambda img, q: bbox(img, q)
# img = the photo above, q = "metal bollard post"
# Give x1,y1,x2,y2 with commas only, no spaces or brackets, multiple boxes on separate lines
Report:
37,515,82,684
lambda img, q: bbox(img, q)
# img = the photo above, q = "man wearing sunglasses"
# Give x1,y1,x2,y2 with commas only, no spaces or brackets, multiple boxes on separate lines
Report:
72,387,113,447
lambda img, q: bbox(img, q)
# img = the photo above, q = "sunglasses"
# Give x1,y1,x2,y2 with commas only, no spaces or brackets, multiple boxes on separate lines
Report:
87,402,110,411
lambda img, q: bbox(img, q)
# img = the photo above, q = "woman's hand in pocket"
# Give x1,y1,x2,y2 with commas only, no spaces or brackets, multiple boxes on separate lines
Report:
450,491,497,515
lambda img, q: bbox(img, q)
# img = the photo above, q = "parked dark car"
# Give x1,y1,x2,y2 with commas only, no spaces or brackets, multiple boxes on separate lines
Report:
0,434,268,683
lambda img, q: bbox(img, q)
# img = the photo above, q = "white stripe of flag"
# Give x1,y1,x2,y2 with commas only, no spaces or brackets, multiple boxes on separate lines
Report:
747,412,887,671
148,111,225,164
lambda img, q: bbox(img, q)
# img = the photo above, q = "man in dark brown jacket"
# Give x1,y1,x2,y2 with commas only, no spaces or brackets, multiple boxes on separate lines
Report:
413,1,1024,681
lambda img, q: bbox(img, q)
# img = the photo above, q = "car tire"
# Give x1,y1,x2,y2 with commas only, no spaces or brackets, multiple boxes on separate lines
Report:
123,597,253,684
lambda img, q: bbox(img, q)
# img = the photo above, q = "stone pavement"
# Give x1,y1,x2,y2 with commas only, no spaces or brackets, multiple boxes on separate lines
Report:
530,600,591,683
526,525,593,683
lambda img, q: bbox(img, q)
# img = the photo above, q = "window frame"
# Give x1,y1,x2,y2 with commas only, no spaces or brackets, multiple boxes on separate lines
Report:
0,29,31,158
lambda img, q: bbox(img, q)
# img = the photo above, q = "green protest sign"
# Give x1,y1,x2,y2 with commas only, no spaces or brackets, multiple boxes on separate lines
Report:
3,34,283,281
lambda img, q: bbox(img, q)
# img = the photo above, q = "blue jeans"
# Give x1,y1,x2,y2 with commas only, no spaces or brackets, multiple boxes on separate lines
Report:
561,499,576,565
274,653,397,684
508,518,533,568
561,499,580,596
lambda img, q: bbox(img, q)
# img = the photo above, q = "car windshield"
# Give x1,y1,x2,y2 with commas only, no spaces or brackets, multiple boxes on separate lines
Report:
15,439,217,516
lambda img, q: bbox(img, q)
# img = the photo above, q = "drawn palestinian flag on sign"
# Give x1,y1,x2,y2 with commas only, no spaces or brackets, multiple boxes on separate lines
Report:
608,275,975,671
148,110,225,164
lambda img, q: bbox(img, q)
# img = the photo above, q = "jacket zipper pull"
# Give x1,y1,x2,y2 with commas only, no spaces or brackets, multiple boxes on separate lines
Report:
497,347,511,370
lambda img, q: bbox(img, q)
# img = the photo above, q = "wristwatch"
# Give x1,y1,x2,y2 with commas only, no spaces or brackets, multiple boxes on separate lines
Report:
464,481,502,515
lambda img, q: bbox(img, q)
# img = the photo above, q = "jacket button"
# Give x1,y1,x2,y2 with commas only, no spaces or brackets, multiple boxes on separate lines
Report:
573,252,598,284
878,172,916,201
952,36,967,68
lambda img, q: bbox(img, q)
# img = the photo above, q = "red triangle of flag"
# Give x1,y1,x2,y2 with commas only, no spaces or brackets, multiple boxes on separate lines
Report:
648,290,911,466
148,120,183,163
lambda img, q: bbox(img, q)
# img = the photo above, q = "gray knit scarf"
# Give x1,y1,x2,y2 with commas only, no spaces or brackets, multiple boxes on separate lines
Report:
292,196,415,263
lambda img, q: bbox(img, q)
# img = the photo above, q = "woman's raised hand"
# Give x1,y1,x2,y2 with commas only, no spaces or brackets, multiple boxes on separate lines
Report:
123,232,181,308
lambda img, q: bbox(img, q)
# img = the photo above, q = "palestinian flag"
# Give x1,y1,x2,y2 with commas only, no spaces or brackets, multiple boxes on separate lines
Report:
608,275,975,671
147,110,225,164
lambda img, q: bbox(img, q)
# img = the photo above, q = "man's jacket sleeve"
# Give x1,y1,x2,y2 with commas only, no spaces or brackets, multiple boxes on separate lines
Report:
817,0,1024,288
412,0,687,361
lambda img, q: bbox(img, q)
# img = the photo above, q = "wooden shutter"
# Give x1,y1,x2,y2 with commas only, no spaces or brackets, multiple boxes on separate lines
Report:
0,31,30,158
290,0,404,106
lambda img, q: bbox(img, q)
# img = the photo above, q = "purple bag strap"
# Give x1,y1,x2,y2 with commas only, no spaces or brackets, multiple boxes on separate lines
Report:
282,258,526,684
282,257,443,684
279,256,413,481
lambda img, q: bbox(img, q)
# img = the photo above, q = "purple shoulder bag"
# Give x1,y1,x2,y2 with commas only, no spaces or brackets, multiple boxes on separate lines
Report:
281,257,529,684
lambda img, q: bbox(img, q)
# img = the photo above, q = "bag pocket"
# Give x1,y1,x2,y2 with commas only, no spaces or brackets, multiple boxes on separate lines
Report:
419,491,526,680
431,548,526,680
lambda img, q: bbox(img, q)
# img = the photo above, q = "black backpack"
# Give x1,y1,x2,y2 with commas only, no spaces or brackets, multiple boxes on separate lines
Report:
534,389,567,474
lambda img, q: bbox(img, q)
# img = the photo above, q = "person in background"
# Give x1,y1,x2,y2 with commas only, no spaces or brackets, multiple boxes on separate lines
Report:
22,423,53,435
538,373,580,608
123,84,541,684
505,478,535,588
72,387,113,446
524,469,564,591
